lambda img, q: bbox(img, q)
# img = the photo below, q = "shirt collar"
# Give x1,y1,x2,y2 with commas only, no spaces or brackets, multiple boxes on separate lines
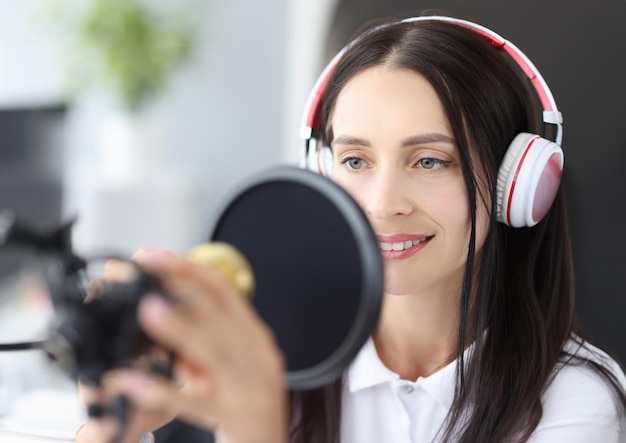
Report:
347,336,399,392
346,336,474,410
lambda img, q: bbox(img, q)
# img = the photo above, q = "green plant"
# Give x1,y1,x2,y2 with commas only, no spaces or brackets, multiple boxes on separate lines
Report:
47,0,196,112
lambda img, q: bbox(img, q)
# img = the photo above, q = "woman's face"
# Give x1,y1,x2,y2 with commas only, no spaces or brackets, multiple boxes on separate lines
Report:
329,66,489,296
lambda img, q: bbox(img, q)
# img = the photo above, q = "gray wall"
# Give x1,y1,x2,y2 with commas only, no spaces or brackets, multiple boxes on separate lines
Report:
327,0,626,363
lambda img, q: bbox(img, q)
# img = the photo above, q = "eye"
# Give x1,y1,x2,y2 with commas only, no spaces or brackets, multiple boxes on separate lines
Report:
341,156,369,170
417,157,450,170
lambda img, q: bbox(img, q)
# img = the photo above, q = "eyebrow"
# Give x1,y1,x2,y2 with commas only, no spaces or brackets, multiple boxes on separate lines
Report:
331,133,455,147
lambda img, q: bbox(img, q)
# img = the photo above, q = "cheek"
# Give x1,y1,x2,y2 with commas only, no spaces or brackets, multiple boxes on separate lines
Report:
474,202,491,251
421,180,471,226
435,184,491,259
332,174,366,205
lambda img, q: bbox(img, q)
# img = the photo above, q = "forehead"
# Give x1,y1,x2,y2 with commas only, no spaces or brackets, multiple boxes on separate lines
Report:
330,66,452,140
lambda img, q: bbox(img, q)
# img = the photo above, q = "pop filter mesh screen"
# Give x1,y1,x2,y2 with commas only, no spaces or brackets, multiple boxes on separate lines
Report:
211,179,363,373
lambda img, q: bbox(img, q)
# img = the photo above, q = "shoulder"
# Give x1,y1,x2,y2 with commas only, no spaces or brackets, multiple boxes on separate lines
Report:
544,338,625,409
531,337,626,442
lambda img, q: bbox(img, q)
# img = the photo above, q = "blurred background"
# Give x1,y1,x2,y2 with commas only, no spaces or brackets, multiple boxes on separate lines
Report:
0,0,624,441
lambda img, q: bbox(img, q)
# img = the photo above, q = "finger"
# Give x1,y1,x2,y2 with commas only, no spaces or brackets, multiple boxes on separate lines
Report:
131,248,177,263
102,259,140,282
85,277,107,302
76,382,129,442
81,372,175,439
133,250,280,373
133,250,241,310
75,416,119,443
135,294,227,370
109,369,217,432
77,380,102,405
85,259,138,302
138,291,282,386
106,370,188,415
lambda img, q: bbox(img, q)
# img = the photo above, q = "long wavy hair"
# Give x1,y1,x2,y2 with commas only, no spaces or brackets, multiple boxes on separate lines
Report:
288,14,626,443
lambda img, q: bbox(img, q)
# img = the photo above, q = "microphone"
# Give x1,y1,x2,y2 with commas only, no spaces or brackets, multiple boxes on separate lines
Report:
0,166,384,391
187,242,255,298
0,165,384,443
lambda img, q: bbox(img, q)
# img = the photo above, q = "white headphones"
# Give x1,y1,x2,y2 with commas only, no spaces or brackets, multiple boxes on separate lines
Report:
299,16,564,228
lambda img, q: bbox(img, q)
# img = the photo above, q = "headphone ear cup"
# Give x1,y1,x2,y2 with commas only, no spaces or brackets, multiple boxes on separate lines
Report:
307,146,334,177
496,132,564,227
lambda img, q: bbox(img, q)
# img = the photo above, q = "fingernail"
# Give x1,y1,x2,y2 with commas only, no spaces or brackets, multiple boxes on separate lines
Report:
138,294,172,323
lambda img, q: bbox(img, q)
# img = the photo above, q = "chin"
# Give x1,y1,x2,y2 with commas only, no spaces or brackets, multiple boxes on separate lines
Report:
383,280,422,296
383,268,425,295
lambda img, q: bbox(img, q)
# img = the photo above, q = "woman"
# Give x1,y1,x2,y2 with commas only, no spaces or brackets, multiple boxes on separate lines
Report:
76,13,626,443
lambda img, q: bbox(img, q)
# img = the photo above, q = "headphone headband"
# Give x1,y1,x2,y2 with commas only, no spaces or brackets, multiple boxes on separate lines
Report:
300,15,563,146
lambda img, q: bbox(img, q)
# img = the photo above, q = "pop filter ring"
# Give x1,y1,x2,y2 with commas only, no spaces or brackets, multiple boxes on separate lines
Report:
209,166,383,390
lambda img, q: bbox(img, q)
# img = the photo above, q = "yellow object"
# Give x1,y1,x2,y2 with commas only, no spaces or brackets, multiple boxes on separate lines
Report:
187,242,255,298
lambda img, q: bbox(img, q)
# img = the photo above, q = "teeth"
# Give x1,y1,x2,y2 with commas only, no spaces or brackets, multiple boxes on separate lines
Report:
379,238,429,251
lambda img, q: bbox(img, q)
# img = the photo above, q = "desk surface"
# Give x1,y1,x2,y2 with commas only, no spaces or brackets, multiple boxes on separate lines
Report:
0,387,83,442
0,429,72,443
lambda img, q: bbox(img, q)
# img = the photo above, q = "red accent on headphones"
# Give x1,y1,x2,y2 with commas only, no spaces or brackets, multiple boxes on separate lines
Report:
507,136,539,226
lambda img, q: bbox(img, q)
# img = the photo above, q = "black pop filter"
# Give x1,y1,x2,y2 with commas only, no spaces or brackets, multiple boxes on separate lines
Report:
209,166,383,390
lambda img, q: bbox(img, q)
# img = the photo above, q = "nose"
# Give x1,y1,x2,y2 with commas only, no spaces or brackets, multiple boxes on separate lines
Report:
364,168,414,220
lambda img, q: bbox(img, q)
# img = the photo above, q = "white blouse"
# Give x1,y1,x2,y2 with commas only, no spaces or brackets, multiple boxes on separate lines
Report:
341,337,626,443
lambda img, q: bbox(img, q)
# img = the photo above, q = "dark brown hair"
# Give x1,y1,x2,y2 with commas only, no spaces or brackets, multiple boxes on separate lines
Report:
289,14,626,443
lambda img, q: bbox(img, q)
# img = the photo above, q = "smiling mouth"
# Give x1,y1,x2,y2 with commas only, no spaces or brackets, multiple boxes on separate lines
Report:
379,237,433,251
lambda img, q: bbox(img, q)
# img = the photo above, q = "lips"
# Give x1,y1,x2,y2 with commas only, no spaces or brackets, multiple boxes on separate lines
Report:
377,234,433,260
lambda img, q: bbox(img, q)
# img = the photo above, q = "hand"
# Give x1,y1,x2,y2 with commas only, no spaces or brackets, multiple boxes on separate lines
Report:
75,381,167,443
105,249,288,443
75,258,176,443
